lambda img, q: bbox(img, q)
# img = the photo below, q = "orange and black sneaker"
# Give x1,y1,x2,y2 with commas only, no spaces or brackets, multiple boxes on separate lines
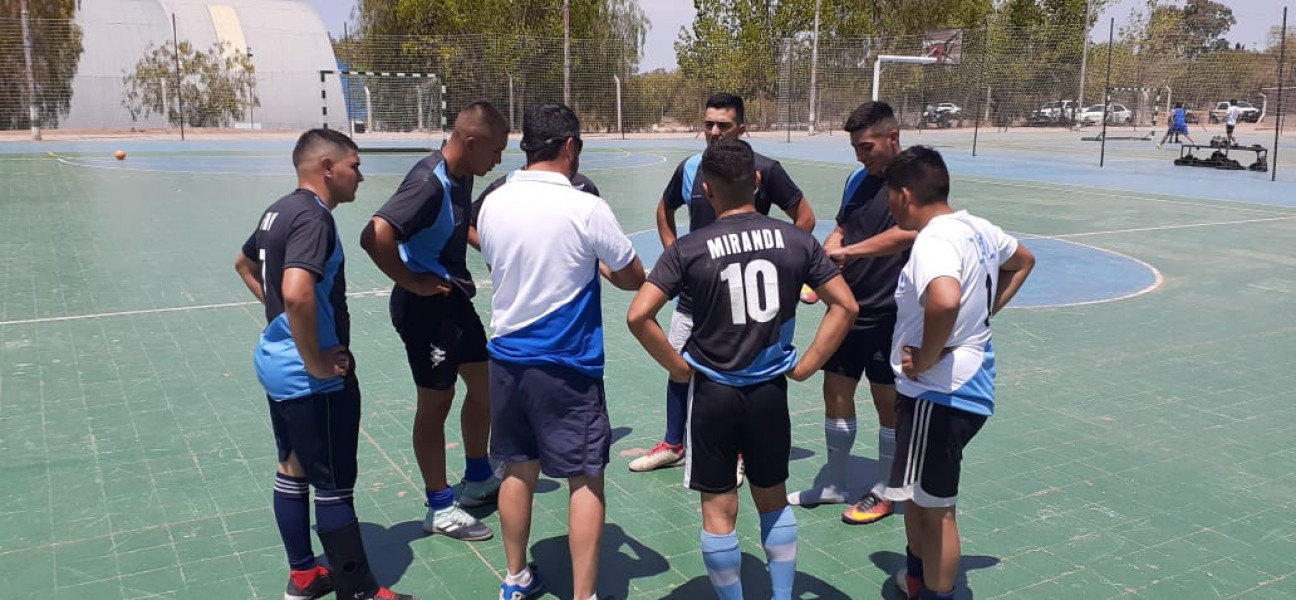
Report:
285,564,333,600
841,492,894,525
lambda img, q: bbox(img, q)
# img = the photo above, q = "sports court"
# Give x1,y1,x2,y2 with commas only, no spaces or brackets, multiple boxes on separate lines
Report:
1,126,1294,599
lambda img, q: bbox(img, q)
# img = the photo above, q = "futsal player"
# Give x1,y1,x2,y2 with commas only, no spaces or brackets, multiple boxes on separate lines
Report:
880,146,1035,600
631,93,816,477
234,129,415,600
786,102,916,529
360,102,509,541
627,138,857,600
1157,103,1195,148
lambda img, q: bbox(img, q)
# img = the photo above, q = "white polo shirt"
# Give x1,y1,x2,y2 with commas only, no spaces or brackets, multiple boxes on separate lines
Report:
477,169,636,378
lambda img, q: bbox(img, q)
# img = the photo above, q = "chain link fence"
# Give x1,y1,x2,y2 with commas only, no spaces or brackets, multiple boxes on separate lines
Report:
2,10,1291,141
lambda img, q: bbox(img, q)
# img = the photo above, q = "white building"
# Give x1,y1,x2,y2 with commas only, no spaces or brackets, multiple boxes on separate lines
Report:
66,0,346,131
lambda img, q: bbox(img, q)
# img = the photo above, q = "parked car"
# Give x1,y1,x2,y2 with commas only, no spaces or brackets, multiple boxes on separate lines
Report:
1033,100,1079,122
1079,104,1132,125
1209,100,1261,123
920,102,962,128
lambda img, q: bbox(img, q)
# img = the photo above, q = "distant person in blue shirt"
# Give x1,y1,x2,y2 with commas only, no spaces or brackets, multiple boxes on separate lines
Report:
1157,102,1195,149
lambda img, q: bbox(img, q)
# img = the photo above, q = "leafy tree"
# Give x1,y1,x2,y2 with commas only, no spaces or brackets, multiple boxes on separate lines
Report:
0,0,84,129
121,41,259,128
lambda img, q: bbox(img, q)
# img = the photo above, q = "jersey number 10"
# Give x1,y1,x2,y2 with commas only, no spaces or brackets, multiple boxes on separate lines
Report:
719,259,780,325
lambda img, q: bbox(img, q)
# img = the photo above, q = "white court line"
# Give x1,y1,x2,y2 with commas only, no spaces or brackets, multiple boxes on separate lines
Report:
775,158,1296,216
1047,215,1296,238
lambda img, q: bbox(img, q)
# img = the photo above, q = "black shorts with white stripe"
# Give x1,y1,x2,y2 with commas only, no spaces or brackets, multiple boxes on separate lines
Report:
882,393,987,508
684,371,790,494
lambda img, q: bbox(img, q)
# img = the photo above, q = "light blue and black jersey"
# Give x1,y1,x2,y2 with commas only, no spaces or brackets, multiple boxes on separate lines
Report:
241,190,350,401
647,212,838,386
836,167,908,322
662,150,805,314
373,151,475,297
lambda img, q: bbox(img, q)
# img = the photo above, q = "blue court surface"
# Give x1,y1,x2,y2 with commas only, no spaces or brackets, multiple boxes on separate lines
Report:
1,127,1294,599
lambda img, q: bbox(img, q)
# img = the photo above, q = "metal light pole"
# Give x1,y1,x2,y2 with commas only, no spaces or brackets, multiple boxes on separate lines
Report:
807,0,821,134
1078,0,1092,115
20,0,40,141
563,0,571,106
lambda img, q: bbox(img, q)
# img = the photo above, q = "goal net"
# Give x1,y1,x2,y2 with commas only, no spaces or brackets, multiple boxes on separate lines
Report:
320,70,446,152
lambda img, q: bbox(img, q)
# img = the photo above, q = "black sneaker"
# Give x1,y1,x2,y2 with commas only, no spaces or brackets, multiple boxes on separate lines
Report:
285,564,334,600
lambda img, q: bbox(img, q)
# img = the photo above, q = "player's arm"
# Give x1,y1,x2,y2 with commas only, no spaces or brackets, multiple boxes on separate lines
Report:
789,275,858,381
831,225,917,263
784,198,816,232
993,243,1036,315
627,284,693,382
600,257,646,291
655,198,679,249
282,268,349,379
359,217,452,296
234,252,265,304
902,276,960,379
467,224,481,251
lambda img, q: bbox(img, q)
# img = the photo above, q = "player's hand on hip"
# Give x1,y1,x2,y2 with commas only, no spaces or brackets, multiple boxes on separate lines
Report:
412,275,453,297
900,346,919,380
788,361,816,382
308,345,350,379
668,363,694,384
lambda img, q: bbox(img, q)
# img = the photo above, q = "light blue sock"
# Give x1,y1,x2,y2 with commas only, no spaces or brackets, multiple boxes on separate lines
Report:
760,507,798,600
700,530,743,600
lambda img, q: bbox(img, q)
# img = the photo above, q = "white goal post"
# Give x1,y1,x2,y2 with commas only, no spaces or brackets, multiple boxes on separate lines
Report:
319,70,447,151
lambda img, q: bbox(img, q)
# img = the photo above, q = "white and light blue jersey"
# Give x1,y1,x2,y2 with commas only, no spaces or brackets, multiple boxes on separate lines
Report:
477,170,636,378
892,210,1019,416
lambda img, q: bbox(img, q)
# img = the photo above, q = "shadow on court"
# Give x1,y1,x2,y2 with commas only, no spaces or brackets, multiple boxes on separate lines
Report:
868,550,1000,599
529,523,670,599
359,520,426,586
659,552,852,600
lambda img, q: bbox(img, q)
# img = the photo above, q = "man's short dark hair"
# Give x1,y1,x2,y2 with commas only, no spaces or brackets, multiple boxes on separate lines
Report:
520,103,581,163
700,138,755,194
706,93,745,124
844,101,898,134
457,101,509,138
884,146,950,205
292,128,358,168
1174,102,1183,109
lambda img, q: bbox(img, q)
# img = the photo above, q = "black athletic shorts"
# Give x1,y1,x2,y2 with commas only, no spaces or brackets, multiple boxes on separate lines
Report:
268,372,361,491
390,286,489,390
882,393,987,508
822,315,896,385
488,359,611,479
684,371,791,494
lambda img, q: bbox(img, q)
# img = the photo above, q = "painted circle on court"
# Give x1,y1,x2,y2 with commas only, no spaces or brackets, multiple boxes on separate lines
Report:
628,220,1160,308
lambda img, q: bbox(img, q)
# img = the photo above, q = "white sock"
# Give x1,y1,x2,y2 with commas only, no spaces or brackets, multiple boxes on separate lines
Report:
824,418,857,494
504,567,533,587
871,427,896,496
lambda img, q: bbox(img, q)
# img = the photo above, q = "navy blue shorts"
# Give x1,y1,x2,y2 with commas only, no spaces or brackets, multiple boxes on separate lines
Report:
488,360,611,478
822,315,896,385
390,287,489,390
267,373,361,491
1169,124,1189,134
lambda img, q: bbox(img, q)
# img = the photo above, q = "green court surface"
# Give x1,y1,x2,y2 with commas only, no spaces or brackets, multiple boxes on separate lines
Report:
1,138,1294,599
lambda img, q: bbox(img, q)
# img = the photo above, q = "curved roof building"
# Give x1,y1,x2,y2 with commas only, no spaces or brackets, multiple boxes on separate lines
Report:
67,0,344,131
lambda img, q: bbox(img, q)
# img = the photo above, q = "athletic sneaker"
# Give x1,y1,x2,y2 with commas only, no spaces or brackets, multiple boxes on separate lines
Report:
841,492,894,525
499,564,545,600
735,455,745,488
628,442,684,472
458,476,502,508
284,564,333,600
894,567,920,600
799,284,820,304
371,588,417,600
1156,143,1163,149
423,503,494,541
786,486,848,507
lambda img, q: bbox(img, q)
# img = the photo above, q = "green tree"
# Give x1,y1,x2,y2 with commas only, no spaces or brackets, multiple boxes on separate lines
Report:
121,41,259,128
0,0,84,129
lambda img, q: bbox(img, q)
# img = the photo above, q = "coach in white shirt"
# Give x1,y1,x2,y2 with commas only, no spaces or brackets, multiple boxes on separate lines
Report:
476,102,645,600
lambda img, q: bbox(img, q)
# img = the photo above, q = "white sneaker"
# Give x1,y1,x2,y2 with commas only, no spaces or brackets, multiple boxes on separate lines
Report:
628,442,684,472
786,486,847,506
423,503,494,541
735,456,745,488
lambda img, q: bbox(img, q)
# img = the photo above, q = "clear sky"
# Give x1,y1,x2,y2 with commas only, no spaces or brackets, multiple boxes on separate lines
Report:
303,0,1285,70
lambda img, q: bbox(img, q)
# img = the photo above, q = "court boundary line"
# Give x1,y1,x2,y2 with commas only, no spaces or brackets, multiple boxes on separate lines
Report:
774,157,1296,216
